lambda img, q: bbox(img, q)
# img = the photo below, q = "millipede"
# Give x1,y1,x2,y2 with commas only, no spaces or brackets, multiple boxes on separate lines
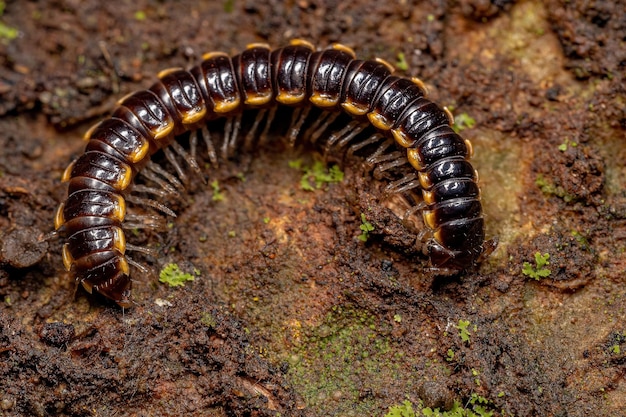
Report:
54,39,493,308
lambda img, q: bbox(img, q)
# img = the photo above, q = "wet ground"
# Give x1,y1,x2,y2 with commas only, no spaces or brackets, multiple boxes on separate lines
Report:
0,0,625,416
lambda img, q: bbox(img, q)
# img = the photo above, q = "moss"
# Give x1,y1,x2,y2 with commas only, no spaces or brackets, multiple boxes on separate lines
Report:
210,179,224,202
287,305,408,415
452,113,476,134
159,263,196,287
558,138,577,152
571,230,590,250
385,396,499,417
0,22,17,41
522,252,551,280
200,312,216,328
472,368,481,386
133,10,146,21
456,319,471,344
358,213,375,242
289,159,344,191
396,52,409,71
0,2,17,42
535,175,556,196
386,400,416,417
534,174,576,202
0,1,17,40
223,0,234,12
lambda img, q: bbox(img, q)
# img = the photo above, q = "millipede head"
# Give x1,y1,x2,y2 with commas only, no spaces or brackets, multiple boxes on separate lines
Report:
427,241,469,272
83,255,132,308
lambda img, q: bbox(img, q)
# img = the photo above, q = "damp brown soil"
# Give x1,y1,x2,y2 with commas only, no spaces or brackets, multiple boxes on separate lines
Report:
1,1,625,416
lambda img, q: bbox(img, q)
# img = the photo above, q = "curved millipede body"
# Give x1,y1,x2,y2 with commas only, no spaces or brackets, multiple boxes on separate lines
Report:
55,40,489,308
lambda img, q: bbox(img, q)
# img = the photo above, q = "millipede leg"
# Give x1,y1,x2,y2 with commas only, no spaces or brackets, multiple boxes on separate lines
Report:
172,138,206,184
372,154,408,178
243,109,268,151
125,243,159,258
171,140,203,178
303,110,332,138
417,228,432,244
402,202,428,230
146,160,185,192
230,113,242,155
222,118,234,159
347,133,385,159
139,163,179,195
332,121,367,149
364,139,400,173
384,172,421,195
130,184,172,198
164,147,189,185
126,255,150,274
124,213,167,230
287,107,311,146
366,138,394,158
308,111,341,144
258,106,277,146
198,125,218,167
404,201,427,218
190,129,198,166
222,114,242,159
126,195,177,217
324,120,366,155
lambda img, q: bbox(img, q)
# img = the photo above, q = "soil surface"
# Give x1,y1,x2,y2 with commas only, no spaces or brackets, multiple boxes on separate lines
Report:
1,0,625,416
